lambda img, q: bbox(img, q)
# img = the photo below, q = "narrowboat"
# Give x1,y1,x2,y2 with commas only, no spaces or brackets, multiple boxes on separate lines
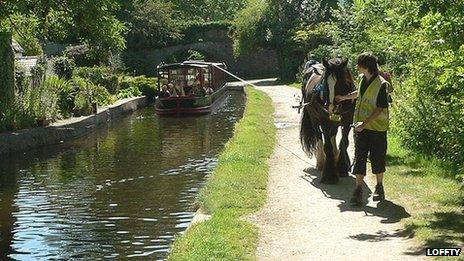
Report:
154,60,229,116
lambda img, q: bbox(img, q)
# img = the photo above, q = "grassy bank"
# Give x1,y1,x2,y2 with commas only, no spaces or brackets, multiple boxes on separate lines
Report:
169,87,276,260
288,82,300,89
384,136,463,250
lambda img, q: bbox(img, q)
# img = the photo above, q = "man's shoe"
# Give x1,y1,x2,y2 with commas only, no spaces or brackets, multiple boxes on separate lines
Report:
373,184,385,202
350,187,363,206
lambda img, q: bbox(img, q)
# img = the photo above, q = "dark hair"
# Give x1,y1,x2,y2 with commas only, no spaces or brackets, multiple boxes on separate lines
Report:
357,52,379,74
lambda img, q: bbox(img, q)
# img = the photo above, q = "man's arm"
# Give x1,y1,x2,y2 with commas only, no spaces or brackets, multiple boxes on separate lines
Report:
335,90,357,102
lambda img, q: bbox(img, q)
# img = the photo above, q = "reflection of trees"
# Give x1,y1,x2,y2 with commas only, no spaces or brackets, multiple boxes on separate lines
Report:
0,161,18,259
158,116,211,165
0,95,245,258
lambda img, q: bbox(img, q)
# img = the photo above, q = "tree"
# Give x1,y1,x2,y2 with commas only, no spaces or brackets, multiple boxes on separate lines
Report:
125,0,180,49
232,0,338,80
168,0,247,22
0,31,15,110
1,0,126,63
232,0,267,57
0,13,43,55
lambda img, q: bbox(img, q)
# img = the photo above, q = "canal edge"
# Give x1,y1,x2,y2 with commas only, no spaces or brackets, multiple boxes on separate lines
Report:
0,96,148,155
169,85,277,260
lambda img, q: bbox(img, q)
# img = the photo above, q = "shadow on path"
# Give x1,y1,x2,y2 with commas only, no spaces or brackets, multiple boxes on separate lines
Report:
348,228,414,242
301,167,411,224
301,167,424,255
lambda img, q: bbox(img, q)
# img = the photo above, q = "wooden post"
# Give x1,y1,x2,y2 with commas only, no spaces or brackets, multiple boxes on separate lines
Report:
0,31,15,107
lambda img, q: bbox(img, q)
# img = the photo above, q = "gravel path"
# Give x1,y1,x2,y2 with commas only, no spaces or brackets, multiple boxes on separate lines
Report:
248,85,425,260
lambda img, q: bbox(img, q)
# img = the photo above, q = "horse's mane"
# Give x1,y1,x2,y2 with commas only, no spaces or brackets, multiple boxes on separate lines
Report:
303,58,355,102
324,58,354,94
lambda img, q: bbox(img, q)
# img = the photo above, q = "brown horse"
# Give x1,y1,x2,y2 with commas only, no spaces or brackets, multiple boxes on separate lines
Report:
300,58,356,184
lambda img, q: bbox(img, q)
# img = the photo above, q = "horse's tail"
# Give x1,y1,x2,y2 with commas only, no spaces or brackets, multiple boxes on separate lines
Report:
300,104,318,157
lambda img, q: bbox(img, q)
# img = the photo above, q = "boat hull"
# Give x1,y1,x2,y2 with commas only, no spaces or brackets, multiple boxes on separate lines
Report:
155,84,228,116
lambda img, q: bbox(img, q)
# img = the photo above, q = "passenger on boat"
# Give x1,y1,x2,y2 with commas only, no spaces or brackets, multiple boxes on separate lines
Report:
193,86,206,96
184,85,193,96
174,81,186,96
159,85,171,98
168,83,178,96
196,69,205,87
204,86,214,95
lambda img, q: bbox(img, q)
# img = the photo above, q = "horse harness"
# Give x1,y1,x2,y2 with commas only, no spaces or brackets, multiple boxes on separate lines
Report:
301,64,352,123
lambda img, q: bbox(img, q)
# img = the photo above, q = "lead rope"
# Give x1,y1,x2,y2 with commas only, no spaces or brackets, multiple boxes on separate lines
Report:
212,64,318,169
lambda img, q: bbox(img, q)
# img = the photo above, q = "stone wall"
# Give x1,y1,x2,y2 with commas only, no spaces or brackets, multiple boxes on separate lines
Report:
0,97,147,155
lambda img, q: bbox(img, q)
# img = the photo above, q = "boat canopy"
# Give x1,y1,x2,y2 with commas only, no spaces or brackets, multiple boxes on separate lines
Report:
157,60,226,71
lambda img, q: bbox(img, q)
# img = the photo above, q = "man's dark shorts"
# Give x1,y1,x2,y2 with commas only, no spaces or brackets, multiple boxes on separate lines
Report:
352,129,387,175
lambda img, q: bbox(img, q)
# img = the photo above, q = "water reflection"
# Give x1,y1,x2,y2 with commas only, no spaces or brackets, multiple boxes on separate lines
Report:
0,91,245,260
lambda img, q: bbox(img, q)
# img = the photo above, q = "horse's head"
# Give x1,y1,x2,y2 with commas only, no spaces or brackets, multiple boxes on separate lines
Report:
322,57,353,96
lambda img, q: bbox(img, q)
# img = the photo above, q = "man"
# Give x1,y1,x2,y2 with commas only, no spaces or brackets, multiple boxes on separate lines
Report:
159,84,171,98
335,52,390,206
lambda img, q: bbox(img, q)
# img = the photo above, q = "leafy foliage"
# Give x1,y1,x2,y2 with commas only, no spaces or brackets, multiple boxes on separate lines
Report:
74,66,120,94
124,0,181,49
119,76,157,101
53,56,75,80
2,0,126,64
303,0,464,177
0,13,43,55
167,0,247,22
232,0,267,57
0,30,15,107
232,0,338,80
117,85,142,99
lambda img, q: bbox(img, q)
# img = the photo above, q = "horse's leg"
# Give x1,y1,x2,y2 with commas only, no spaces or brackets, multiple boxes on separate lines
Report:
337,124,351,177
316,139,325,171
313,125,324,171
331,129,340,166
320,123,339,184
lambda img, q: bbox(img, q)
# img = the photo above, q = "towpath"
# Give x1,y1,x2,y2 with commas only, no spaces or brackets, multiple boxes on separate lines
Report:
248,85,425,260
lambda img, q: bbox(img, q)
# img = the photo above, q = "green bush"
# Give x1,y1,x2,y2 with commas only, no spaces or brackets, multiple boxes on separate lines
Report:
134,76,158,101
93,85,115,106
0,100,36,131
72,79,94,116
14,76,61,125
14,63,28,93
74,66,120,94
117,85,142,100
45,76,76,118
33,77,62,121
1,75,66,132
71,76,115,116
53,56,75,80
119,76,158,102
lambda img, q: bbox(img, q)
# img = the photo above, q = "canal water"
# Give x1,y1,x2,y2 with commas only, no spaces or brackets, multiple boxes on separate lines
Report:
0,91,245,260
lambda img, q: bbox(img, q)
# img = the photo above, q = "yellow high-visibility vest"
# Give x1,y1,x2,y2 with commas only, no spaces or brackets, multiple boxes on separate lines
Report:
354,75,390,131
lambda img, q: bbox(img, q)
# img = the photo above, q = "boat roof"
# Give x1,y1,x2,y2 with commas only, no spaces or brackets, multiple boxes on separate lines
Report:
157,60,226,70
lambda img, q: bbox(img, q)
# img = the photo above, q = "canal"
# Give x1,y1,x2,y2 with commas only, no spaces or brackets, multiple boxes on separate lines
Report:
0,91,245,260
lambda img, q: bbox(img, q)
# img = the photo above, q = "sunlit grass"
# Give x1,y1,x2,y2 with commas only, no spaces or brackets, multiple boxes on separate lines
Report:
169,86,276,260
384,136,463,250
287,82,301,89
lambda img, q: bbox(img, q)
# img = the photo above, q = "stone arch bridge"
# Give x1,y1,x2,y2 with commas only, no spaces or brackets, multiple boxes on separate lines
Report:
122,33,278,78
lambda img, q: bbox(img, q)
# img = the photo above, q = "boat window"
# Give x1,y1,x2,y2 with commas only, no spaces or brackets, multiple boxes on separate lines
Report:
186,69,196,86
169,69,186,87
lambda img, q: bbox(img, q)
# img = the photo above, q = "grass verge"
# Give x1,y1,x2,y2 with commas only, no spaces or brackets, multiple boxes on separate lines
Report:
384,135,463,250
287,82,301,89
169,86,276,260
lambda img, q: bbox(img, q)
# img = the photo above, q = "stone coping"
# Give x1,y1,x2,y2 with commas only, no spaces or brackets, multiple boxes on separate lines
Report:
0,96,147,155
